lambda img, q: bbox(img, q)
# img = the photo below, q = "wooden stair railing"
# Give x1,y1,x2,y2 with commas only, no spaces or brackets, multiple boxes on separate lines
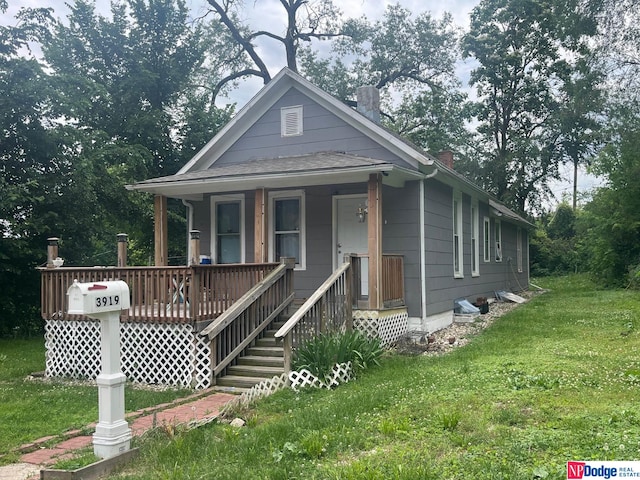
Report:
200,259,295,384
274,262,352,373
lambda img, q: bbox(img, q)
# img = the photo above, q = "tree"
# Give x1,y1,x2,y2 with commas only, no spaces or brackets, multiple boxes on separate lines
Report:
204,0,343,98
0,3,60,335
387,88,475,157
592,0,640,101
39,0,231,265
578,105,640,286
555,64,605,209
462,0,599,214
299,4,459,100
299,4,466,155
547,202,576,240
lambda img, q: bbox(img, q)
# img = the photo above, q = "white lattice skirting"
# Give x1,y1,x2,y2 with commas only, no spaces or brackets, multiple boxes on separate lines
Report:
221,372,290,415
222,362,353,416
45,320,212,389
289,362,353,391
353,308,409,347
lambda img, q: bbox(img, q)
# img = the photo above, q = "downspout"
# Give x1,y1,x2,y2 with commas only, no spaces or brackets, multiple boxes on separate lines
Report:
420,169,438,326
182,199,194,265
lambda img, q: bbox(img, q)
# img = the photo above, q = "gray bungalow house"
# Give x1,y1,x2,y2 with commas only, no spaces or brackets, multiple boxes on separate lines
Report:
41,68,530,390
129,68,531,332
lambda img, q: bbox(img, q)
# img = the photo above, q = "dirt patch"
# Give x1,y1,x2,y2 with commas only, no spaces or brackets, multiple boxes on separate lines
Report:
394,290,542,356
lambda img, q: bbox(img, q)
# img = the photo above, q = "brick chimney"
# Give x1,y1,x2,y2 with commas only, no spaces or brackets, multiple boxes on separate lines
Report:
437,150,454,169
356,86,380,123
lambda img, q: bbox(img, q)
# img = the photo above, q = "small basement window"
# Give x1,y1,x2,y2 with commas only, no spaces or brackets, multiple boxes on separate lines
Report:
281,105,303,137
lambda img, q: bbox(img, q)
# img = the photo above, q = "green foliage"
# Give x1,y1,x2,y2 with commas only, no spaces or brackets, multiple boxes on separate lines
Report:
335,4,459,92
292,330,383,380
530,203,580,276
547,203,576,240
578,108,640,286
0,5,58,336
387,88,475,157
111,275,640,479
0,338,191,458
437,410,461,431
0,0,234,335
463,0,600,213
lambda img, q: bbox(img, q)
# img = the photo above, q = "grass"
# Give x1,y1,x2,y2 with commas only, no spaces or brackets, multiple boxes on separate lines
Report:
110,275,640,479
0,338,191,464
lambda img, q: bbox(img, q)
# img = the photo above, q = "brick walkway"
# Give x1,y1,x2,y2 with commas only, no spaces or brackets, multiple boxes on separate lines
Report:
0,390,237,480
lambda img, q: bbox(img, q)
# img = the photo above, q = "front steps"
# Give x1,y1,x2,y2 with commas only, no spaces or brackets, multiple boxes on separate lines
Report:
214,322,286,392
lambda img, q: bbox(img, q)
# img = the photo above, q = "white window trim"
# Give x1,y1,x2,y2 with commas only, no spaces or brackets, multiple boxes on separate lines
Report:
471,200,480,277
281,105,303,137
211,194,245,264
495,219,503,262
517,227,523,273
483,216,491,263
268,189,306,270
453,190,464,278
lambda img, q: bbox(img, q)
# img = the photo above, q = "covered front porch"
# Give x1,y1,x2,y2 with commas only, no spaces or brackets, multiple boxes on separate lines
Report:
40,158,413,389
133,153,417,313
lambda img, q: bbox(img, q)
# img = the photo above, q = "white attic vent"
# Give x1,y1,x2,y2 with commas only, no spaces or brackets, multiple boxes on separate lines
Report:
281,105,303,137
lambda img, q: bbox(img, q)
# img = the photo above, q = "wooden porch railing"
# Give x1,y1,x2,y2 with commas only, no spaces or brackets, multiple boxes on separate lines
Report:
274,262,352,372
39,263,280,324
381,254,405,308
347,253,405,309
200,259,295,382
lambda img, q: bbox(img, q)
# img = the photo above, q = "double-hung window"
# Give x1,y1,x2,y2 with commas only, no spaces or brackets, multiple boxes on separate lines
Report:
211,194,245,264
453,190,463,278
269,190,306,269
483,217,491,262
494,219,503,262
517,227,523,272
471,200,480,276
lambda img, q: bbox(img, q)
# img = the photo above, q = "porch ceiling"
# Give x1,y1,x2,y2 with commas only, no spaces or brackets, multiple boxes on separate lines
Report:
126,152,423,198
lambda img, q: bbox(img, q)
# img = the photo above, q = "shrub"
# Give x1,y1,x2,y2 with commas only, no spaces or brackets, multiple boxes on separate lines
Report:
292,330,383,380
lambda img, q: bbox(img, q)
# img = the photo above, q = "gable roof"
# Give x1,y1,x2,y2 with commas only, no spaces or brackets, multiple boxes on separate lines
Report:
127,67,532,228
177,68,435,174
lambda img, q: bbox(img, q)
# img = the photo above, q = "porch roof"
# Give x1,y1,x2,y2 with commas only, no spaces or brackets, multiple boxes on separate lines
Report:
126,152,423,198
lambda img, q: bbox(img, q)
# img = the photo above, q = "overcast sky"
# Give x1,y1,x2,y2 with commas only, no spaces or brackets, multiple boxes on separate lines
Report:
0,0,599,202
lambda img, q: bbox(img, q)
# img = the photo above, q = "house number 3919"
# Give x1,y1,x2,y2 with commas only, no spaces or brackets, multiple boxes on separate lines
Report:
95,296,120,308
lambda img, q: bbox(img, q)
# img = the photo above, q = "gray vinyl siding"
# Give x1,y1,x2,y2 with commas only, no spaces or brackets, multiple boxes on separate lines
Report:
189,178,530,317
214,87,413,169
295,185,334,298
191,197,211,255
423,179,530,317
383,182,421,317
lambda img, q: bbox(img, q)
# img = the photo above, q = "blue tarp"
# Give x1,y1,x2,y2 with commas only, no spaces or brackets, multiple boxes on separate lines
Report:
454,298,480,314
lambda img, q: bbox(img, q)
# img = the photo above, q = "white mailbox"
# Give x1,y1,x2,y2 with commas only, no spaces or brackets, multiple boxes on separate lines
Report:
67,279,133,459
67,280,130,316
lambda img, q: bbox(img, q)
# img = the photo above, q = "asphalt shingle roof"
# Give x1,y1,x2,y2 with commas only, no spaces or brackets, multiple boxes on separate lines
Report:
136,152,392,186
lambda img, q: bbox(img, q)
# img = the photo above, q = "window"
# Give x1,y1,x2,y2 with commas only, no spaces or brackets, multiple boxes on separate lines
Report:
517,227,523,273
471,200,479,276
483,216,491,262
453,190,463,278
269,190,306,269
494,219,502,262
211,194,245,264
281,105,303,137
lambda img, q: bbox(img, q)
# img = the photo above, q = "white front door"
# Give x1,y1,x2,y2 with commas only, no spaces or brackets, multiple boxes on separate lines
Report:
334,195,368,294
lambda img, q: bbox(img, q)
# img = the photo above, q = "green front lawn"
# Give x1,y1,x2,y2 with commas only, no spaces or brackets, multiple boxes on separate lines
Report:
114,275,640,479
0,338,190,464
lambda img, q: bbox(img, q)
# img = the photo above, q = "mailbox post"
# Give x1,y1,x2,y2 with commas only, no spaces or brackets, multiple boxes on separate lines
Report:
67,280,132,459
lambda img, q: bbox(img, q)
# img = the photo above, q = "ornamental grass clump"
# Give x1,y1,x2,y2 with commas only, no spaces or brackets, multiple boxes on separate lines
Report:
292,330,383,380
